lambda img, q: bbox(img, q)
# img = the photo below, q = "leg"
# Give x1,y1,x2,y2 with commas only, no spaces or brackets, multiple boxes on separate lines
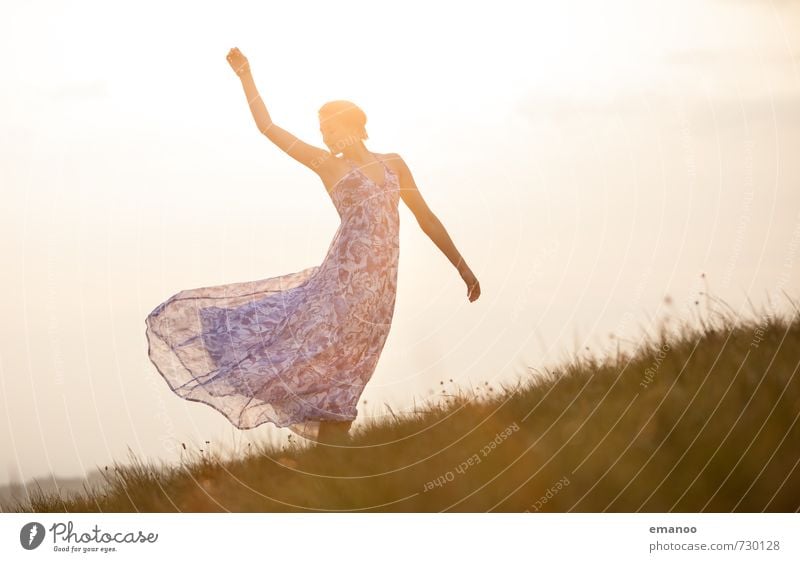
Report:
316,419,353,445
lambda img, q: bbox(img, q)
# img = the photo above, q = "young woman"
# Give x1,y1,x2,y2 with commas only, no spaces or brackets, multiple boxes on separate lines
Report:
144,47,480,447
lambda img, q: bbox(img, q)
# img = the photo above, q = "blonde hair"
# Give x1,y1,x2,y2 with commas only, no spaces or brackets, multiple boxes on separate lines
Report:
318,100,368,140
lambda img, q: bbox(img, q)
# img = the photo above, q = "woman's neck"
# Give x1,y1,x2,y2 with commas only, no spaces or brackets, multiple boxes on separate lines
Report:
340,144,373,163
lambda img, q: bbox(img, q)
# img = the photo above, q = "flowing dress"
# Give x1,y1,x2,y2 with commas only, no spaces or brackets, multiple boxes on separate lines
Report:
144,153,400,440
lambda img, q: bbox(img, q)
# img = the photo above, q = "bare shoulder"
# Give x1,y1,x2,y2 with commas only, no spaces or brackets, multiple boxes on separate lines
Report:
316,152,353,193
378,152,406,176
312,149,341,173
384,152,432,221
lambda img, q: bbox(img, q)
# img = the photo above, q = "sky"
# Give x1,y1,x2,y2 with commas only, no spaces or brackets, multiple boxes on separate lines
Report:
1,0,799,488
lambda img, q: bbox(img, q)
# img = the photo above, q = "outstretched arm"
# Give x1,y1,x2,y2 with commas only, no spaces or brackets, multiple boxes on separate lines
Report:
226,47,332,174
390,153,481,303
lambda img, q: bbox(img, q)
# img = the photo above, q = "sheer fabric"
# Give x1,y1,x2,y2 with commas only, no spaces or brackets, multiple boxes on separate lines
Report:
145,154,400,440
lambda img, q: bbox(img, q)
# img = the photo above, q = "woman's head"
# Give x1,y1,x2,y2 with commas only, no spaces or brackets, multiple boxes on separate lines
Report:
318,100,368,155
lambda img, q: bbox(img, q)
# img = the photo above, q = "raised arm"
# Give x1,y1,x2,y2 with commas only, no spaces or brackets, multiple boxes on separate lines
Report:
389,153,481,303
226,47,333,174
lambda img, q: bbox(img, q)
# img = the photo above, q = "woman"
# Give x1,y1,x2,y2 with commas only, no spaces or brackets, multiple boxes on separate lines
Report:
144,47,480,446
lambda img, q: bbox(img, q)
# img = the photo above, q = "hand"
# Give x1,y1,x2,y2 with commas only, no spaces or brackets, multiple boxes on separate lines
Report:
460,268,481,302
226,47,250,77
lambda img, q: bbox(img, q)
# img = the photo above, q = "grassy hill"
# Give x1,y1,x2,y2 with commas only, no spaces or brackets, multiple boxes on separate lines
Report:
6,294,799,512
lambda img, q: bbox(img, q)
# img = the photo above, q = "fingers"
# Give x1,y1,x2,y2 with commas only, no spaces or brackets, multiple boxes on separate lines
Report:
468,282,480,302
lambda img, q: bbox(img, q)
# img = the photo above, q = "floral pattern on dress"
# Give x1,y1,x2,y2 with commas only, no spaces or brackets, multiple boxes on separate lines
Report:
145,154,401,439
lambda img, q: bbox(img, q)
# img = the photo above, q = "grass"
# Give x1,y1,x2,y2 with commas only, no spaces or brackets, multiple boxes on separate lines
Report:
6,289,800,512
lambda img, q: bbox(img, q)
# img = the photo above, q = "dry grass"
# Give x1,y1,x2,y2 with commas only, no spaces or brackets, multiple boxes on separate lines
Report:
7,290,799,512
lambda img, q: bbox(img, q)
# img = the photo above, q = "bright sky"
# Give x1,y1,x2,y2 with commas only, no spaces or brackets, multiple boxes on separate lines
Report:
1,0,799,488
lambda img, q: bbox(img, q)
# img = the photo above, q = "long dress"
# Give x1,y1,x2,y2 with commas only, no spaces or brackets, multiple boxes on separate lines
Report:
144,153,400,440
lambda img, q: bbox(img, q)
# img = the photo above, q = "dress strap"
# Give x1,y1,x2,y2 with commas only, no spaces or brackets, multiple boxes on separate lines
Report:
372,153,389,171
